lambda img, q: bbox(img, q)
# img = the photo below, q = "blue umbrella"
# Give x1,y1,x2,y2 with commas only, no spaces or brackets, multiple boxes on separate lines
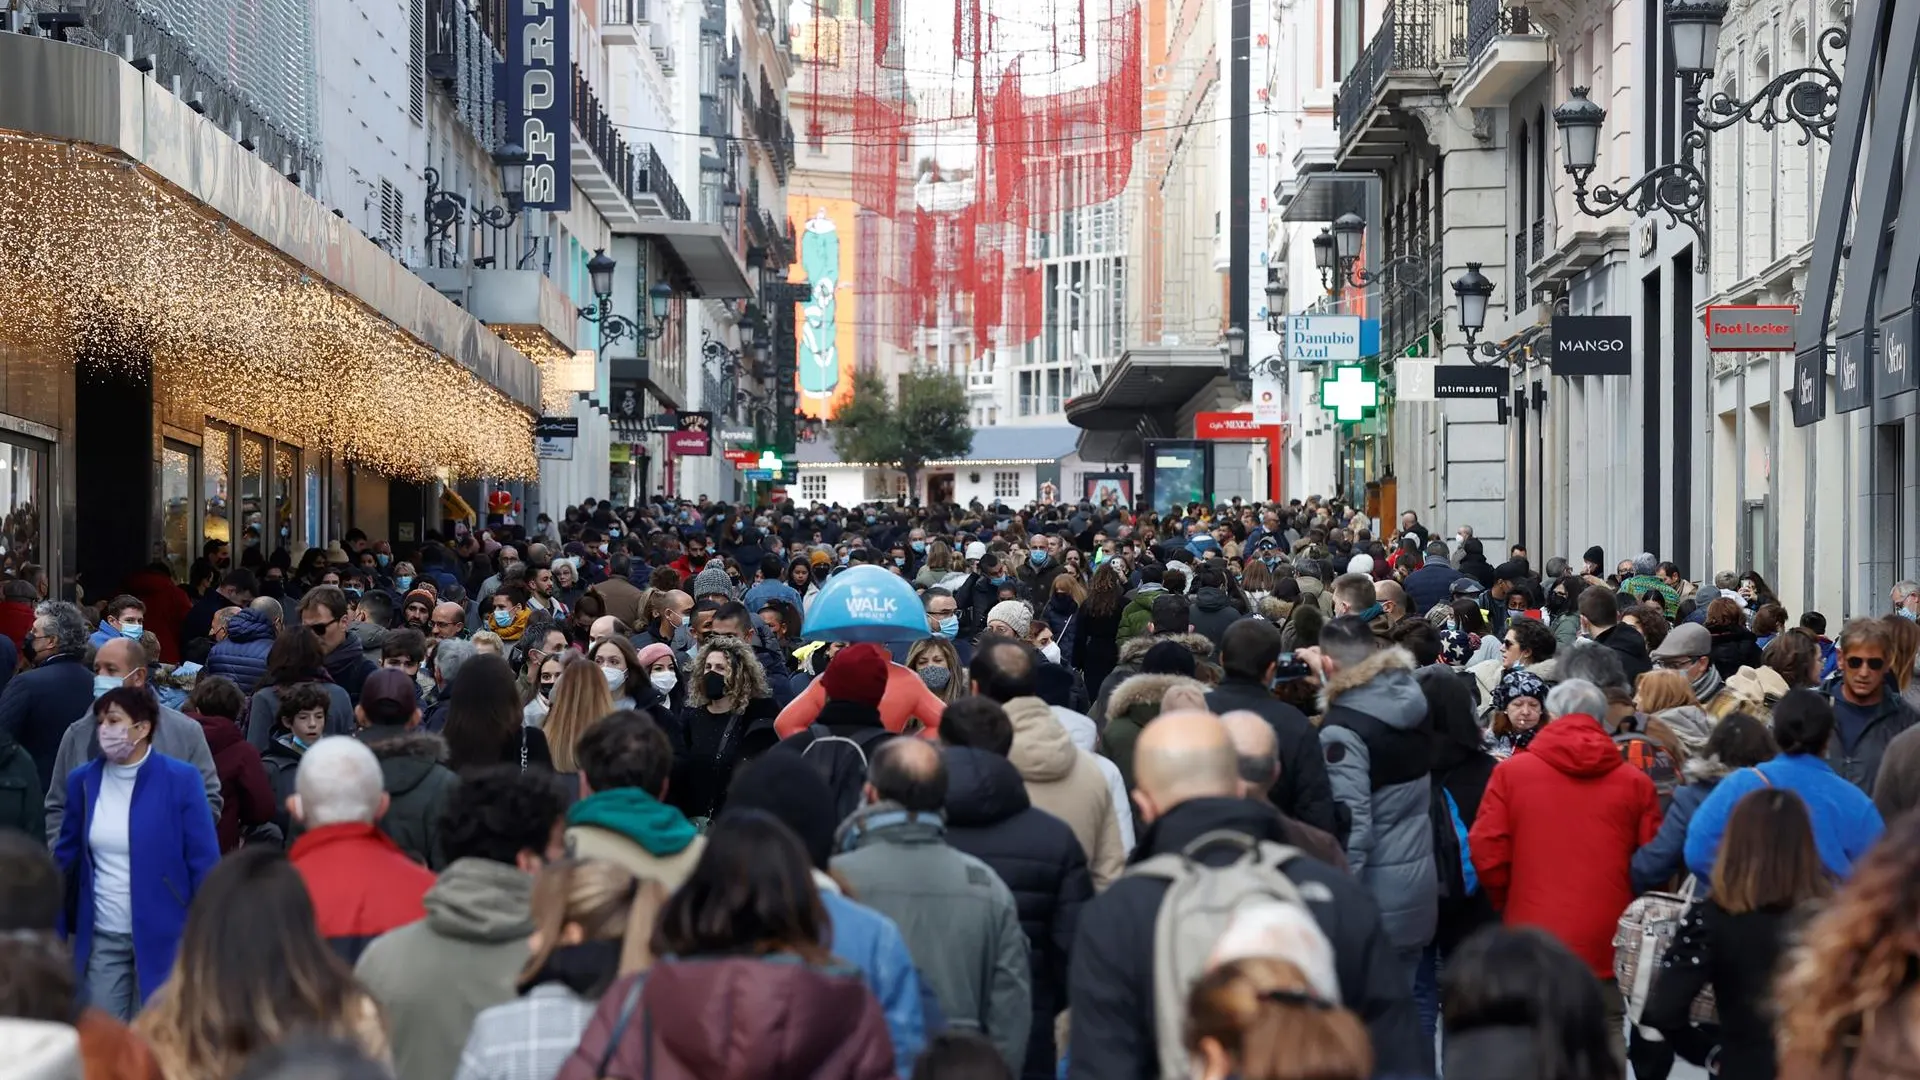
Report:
802,565,929,644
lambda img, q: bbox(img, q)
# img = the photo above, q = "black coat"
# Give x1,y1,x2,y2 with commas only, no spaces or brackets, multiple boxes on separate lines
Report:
1203,677,1340,839
1419,666,1500,952
1071,607,1124,701
321,638,375,703
672,696,779,822
1596,622,1654,683
944,746,1093,1080
1187,588,1244,649
1645,899,1802,1080
1066,798,1424,1080
1709,628,1765,679
0,654,96,796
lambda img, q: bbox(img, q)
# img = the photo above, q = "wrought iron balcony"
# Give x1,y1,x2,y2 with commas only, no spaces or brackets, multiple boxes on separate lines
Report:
1466,0,1531,62
632,144,690,221
1333,0,1471,141
573,64,635,197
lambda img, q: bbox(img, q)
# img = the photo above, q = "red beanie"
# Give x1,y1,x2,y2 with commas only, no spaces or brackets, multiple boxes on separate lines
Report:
821,642,890,707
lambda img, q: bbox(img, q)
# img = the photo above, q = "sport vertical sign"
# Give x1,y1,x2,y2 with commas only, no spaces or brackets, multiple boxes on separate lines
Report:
508,0,570,211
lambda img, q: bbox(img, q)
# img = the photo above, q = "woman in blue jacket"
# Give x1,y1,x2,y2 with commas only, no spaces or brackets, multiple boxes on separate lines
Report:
1631,714,1776,892
54,685,221,1021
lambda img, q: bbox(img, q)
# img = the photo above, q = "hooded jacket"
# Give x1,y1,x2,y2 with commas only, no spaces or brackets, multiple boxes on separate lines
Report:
355,857,534,1080
1004,696,1127,890
564,786,707,891
1066,797,1424,1080
1594,622,1654,683
201,608,276,690
1187,587,1243,649
290,821,437,963
1204,677,1341,839
1819,675,1920,796
1102,673,1209,794
1114,587,1162,645
357,728,458,869
1088,631,1215,727
321,638,376,703
1318,647,1439,949
188,712,273,853
556,957,897,1080
1469,714,1662,978
830,804,1032,1072
1684,753,1884,881
943,746,1093,1080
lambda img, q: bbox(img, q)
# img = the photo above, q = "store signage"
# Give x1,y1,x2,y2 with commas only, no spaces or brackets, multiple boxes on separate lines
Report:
508,0,571,211
667,410,713,456
723,448,758,467
1834,329,1871,414
1285,316,1365,363
1551,316,1633,376
533,417,579,439
1193,412,1280,439
744,468,776,481
1433,365,1509,399
1879,307,1920,398
1318,364,1378,422
1396,359,1437,401
534,437,573,461
719,425,756,445
1251,366,1284,423
1705,305,1796,352
1791,344,1826,427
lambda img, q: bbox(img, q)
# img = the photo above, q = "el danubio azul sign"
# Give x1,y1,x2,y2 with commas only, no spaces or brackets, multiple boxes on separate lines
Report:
1285,316,1364,363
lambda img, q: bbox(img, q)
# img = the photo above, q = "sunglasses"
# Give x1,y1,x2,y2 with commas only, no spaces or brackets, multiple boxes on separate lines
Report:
1845,655,1888,671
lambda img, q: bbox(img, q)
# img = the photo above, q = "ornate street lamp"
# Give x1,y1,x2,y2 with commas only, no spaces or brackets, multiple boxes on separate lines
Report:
423,144,527,240
1452,263,1496,355
577,249,671,349
1264,276,1288,333
1313,228,1337,293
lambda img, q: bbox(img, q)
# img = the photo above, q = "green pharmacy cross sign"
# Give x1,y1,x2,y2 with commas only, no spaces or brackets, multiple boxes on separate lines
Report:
1320,364,1379,423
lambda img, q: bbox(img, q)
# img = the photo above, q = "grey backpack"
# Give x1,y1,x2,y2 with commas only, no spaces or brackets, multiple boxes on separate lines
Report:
1123,830,1327,1080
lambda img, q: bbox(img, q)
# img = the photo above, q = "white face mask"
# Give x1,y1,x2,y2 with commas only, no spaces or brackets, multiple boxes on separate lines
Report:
650,670,678,694
602,666,627,693
1040,642,1062,664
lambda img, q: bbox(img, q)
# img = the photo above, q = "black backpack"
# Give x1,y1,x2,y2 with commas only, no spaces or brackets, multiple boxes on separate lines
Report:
795,725,899,823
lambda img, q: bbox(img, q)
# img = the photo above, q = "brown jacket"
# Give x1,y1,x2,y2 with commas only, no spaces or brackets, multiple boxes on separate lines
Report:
555,956,894,1080
77,1008,163,1080
586,576,647,628
1780,994,1920,1080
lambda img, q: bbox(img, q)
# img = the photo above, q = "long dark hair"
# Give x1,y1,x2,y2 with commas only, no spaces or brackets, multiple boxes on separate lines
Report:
442,653,525,772
1082,562,1127,619
1443,927,1620,1080
260,626,329,691
1712,788,1830,914
139,848,370,1079
652,811,829,963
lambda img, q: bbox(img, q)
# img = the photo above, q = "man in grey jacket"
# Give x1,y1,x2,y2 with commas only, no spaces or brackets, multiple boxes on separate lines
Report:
832,737,1032,1074
1307,615,1438,990
43,637,220,842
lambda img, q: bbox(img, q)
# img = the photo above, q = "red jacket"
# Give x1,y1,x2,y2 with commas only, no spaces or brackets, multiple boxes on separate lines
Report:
291,822,437,962
772,663,945,739
0,599,34,652
1469,714,1662,979
187,712,276,852
123,569,192,663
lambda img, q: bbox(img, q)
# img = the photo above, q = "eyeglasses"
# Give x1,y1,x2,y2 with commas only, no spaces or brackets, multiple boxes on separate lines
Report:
1845,655,1888,671
1654,656,1699,670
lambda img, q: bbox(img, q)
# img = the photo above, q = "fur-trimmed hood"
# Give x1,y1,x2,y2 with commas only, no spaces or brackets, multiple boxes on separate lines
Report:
1320,646,1427,732
1116,631,1215,667
1106,672,1210,719
1683,753,1738,785
362,729,448,763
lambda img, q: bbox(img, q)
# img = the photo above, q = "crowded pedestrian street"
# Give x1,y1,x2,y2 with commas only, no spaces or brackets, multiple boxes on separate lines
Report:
6,0,1920,1077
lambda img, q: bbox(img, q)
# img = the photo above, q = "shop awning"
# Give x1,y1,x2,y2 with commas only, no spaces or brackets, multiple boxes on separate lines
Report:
0,32,540,479
1066,347,1229,430
624,218,755,299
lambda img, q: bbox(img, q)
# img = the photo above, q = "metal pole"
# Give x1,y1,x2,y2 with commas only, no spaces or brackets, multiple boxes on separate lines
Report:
1229,0,1251,340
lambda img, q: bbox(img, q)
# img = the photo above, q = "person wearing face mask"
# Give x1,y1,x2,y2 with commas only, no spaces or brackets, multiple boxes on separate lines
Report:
908,638,967,703
52,685,221,1021
635,642,685,716
43,637,221,845
588,637,646,713
522,655,566,728
669,636,778,824
486,584,533,646
86,595,148,653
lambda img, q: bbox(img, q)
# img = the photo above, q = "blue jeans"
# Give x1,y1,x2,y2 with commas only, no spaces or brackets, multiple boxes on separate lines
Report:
1415,945,1442,1075
85,929,138,1022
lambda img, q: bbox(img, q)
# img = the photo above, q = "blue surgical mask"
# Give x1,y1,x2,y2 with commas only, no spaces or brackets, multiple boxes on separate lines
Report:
92,673,125,700
866,515,877,525
1901,608,1918,622
396,575,414,590
992,575,1011,587
1029,550,1048,566
492,608,514,627
375,553,390,568
894,557,906,567
911,540,926,553
938,615,959,637
118,622,144,640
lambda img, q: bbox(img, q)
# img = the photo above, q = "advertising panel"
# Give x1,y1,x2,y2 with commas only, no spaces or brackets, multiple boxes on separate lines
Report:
1551,316,1634,376
789,197,860,420
507,0,570,211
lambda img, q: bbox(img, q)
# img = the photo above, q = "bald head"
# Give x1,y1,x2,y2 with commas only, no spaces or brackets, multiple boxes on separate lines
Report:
1132,710,1239,824
1161,682,1210,714
1376,580,1406,621
590,615,623,641
431,602,465,639
868,737,947,812
1220,710,1279,798
93,637,147,687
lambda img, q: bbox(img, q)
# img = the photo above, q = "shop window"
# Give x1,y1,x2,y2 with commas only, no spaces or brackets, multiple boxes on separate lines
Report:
203,423,232,558
0,438,46,580
274,445,298,554
161,443,198,583
800,473,827,501
330,455,349,544
994,471,1021,499
240,434,267,563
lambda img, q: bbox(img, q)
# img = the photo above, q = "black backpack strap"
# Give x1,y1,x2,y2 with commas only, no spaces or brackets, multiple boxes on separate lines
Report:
595,975,647,1078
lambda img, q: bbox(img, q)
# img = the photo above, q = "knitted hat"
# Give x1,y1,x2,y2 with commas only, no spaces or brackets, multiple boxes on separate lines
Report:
635,643,677,671
1347,553,1375,576
1492,669,1550,711
403,588,437,612
1439,628,1474,667
820,642,890,706
986,600,1034,638
1142,640,1198,678
691,565,735,600
723,753,839,869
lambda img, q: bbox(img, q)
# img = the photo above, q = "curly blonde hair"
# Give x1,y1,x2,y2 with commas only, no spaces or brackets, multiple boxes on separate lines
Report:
688,634,771,707
1775,813,1920,1067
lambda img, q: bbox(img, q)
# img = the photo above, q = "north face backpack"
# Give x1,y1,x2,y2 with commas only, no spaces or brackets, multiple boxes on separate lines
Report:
1123,830,1333,1080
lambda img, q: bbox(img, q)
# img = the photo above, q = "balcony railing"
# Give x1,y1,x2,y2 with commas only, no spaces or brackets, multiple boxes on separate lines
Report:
633,143,690,221
1334,0,1471,135
1466,0,1532,62
602,0,648,25
573,64,637,198
1378,244,1444,358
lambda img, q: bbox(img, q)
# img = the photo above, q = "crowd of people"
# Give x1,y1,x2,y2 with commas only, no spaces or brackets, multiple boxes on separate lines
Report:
2,493,1920,1080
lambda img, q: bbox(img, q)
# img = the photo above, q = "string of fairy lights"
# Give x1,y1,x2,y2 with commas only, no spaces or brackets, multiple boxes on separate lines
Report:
0,134,537,480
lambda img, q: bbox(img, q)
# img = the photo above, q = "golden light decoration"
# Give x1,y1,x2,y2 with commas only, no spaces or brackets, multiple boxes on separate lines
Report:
491,325,584,416
0,134,537,480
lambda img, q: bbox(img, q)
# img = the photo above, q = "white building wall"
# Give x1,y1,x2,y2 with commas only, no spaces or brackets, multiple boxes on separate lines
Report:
312,0,424,254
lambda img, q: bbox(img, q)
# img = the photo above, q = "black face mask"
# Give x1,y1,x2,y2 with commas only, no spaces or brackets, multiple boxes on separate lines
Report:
702,671,729,700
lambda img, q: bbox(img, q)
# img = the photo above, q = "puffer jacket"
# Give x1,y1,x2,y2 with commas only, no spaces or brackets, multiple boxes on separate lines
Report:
1318,647,1439,950
201,607,276,691
556,956,897,1080
1114,587,1163,645
943,746,1093,1080
1187,587,1243,649
1088,631,1215,726
1005,696,1127,889
357,726,458,869
1102,672,1210,792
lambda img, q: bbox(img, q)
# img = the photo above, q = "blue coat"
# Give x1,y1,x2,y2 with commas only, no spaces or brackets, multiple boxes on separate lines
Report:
1684,754,1884,881
0,654,97,797
54,750,221,1005
201,608,277,691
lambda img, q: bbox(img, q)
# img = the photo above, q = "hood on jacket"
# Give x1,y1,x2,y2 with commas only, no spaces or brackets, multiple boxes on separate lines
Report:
349,622,389,650
1652,705,1715,758
1116,631,1216,667
1526,715,1626,778
187,712,246,755
1106,672,1210,719
1193,587,1233,614
568,787,699,857
224,608,277,644
1133,795,1291,862
942,745,1033,827
423,857,535,943
1005,696,1082,783
1052,706,1098,753
643,956,882,1078
1320,647,1426,731
1682,753,1738,785
365,731,448,795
